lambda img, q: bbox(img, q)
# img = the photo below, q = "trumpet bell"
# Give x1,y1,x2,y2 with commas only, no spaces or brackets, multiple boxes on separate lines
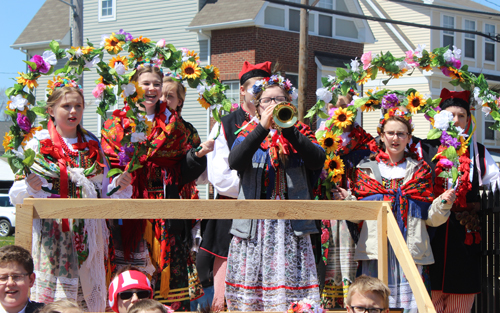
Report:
273,102,298,129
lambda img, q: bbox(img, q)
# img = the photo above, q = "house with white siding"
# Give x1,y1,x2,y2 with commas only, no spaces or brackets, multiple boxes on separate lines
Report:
357,0,500,150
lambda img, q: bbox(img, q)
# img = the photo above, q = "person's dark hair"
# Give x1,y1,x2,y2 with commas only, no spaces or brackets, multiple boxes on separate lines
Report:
370,115,418,161
37,299,82,313
0,245,34,274
128,299,168,313
131,66,164,114
440,97,470,116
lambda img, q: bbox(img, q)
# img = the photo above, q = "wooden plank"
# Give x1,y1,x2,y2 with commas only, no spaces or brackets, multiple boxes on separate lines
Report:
14,204,34,251
377,202,389,286
20,199,385,220
386,210,436,313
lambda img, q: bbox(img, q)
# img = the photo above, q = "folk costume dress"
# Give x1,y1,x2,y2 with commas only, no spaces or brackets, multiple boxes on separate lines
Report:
353,153,452,312
9,121,110,312
429,141,499,310
101,102,205,311
318,123,376,309
225,120,325,311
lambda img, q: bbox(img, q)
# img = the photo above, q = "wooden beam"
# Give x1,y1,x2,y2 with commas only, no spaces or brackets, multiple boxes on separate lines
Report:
377,202,389,286
15,204,34,251
19,199,384,220
386,210,436,313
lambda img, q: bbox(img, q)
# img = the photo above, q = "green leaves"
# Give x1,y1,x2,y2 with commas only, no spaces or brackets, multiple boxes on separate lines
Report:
23,61,37,72
442,146,457,160
50,40,60,53
427,128,442,140
22,149,36,168
107,168,124,178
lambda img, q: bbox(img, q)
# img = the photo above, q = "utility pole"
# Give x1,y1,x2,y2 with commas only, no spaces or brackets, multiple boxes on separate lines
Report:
298,0,318,121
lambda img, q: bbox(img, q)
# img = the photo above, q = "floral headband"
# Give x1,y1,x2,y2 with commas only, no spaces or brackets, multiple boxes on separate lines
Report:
135,59,164,75
248,75,298,100
377,108,414,134
164,71,183,81
46,76,82,96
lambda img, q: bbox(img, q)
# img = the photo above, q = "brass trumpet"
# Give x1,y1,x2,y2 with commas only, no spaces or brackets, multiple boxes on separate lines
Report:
273,102,298,129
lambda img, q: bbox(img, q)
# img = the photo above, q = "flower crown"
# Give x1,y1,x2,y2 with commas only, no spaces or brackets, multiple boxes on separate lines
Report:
135,59,164,75
47,76,82,97
164,71,183,81
377,108,414,134
249,75,298,100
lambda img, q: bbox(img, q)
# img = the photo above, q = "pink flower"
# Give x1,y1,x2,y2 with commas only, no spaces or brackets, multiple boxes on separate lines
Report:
404,50,419,67
156,39,166,48
92,83,106,99
321,228,329,244
439,159,454,169
328,106,337,117
361,51,373,70
441,67,452,77
29,55,51,74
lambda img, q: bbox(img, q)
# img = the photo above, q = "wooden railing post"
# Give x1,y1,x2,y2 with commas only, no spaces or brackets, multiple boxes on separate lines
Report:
386,209,436,313
377,202,389,286
15,203,34,252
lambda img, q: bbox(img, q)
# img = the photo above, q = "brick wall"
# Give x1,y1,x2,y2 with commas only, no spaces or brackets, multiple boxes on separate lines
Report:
211,26,364,111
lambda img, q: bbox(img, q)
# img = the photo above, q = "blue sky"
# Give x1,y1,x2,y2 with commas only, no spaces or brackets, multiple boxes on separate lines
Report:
1,0,499,90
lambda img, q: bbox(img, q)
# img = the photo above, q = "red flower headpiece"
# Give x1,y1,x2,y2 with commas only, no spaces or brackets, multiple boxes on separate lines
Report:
377,108,413,135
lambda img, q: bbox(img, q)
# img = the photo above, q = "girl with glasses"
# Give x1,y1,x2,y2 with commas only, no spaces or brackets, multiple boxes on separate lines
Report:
337,108,456,312
225,76,325,311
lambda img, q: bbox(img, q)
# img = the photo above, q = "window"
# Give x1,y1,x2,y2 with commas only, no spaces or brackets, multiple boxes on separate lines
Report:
318,0,333,10
442,15,454,47
319,15,333,37
263,1,358,40
264,6,285,27
223,81,241,109
485,24,496,62
464,20,475,59
289,9,316,33
336,19,358,38
485,114,495,140
99,0,116,22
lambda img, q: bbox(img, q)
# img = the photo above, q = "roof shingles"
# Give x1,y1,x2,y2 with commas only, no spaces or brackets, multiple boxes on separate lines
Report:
13,0,70,46
189,0,265,28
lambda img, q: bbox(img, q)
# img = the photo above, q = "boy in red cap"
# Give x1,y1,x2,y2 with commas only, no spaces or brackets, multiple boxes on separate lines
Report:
201,61,272,310
108,268,157,313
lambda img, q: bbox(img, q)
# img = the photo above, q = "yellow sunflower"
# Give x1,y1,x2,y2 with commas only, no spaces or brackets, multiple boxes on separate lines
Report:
205,65,220,80
318,131,340,154
81,46,95,55
456,136,468,156
181,61,202,80
16,73,39,89
361,99,379,112
186,50,200,61
420,64,432,72
22,127,42,147
357,68,372,85
198,96,211,110
448,67,464,82
132,36,151,44
104,34,123,54
406,91,426,114
98,76,115,86
332,107,354,129
109,55,129,70
324,155,345,183
3,132,13,152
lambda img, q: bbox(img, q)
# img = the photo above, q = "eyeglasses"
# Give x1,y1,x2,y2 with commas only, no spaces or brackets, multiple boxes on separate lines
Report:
0,273,29,284
118,290,151,300
383,131,409,139
259,96,287,104
350,306,386,313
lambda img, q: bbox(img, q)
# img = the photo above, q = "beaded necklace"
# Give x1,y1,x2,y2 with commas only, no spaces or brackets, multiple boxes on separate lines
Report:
55,130,83,167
